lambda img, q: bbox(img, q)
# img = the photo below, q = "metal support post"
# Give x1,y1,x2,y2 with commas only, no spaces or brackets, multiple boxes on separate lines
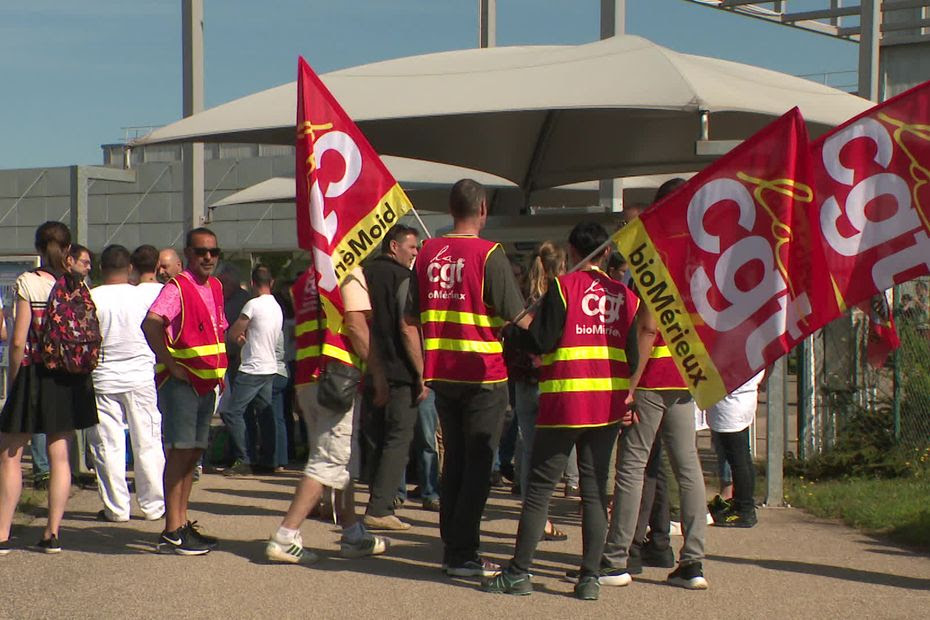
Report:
600,0,625,38
600,0,625,209
766,356,786,506
858,0,881,101
479,0,496,48
183,0,205,232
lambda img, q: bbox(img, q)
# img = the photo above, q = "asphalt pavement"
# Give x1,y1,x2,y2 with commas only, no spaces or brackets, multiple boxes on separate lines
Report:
1,469,928,619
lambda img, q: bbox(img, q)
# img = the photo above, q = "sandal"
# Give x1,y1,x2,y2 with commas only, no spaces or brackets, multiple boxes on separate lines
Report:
541,523,568,542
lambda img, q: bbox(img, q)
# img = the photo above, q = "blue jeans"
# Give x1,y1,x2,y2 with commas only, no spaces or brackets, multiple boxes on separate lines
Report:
397,389,440,502
514,380,578,496
269,373,289,467
31,434,49,476
220,372,275,465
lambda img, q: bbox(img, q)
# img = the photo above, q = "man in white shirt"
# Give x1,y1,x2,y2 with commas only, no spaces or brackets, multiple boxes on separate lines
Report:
220,265,283,476
87,245,166,522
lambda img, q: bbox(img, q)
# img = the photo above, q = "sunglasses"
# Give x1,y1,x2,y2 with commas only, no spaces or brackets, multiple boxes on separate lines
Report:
191,247,221,258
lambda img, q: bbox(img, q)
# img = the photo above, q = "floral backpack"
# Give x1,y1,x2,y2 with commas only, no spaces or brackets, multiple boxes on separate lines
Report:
38,272,102,373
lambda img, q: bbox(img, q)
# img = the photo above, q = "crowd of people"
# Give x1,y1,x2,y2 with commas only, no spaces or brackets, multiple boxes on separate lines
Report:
0,178,763,601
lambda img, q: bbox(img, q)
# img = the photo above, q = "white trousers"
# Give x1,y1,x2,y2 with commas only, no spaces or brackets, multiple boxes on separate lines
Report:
88,384,166,521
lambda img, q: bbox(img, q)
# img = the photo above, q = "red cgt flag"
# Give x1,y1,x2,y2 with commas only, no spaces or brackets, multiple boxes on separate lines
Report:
296,56,413,328
614,109,830,408
810,80,930,314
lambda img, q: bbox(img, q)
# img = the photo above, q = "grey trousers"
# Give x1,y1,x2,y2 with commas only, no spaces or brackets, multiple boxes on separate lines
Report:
602,389,706,568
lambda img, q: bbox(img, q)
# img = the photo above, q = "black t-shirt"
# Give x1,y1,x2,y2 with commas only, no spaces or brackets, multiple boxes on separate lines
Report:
365,255,417,385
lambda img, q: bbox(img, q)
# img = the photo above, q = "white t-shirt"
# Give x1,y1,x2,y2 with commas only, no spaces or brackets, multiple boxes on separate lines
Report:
238,293,283,376
136,281,163,308
91,283,158,393
705,371,765,433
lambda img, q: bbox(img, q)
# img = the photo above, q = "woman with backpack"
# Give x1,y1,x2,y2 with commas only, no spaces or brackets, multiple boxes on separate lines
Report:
0,221,99,554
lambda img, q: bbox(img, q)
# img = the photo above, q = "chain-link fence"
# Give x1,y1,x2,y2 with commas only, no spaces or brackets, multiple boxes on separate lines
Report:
797,276,930,471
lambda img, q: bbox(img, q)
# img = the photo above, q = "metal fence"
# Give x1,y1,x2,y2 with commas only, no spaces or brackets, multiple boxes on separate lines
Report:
798,276,930,461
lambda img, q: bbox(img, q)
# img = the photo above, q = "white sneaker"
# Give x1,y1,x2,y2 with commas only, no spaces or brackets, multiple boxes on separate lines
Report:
340,531,388,558
266,533,319,564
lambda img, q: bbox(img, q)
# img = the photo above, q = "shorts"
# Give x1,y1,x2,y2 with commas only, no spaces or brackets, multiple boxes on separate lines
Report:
298,383,358,490
158,377,216,450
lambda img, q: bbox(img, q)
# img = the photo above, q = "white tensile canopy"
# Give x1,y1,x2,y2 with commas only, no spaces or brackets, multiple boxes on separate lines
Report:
210,159,691,213
137,35,870,192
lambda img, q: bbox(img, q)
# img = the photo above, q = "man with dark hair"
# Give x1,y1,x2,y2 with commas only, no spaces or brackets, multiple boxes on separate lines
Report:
130,245,159,285
407,179,530,577
362,224,425,530
220,264,284,475
483,221,639,600
143,227,227,555
88,245,166,523
68,244,93,279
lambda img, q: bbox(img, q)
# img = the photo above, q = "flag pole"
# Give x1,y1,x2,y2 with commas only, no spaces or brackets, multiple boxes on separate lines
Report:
409,205,432,239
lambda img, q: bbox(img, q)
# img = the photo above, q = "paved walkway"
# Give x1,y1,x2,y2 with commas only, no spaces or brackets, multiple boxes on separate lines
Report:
2,470,929,619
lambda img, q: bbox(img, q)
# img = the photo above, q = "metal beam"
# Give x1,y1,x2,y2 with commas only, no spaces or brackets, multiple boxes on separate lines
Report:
782,6,861,22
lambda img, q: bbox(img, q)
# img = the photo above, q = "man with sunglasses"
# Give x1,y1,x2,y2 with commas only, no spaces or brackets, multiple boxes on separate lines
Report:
143,227,227,555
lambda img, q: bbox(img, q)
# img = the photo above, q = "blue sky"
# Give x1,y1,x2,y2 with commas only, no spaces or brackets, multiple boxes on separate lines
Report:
1,0,857,169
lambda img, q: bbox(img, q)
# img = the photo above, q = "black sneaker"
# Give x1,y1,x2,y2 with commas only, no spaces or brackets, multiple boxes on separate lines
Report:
157,527,210,556
715,509,758,528
33,472,49,490
185,521,219,548
667,562,708,590
0,539,11,556
563,567,631,587
37,535,61,554
446,557,501,577
482,570,532,595
574,575,600,600
641,539,676,568
222,460,251,477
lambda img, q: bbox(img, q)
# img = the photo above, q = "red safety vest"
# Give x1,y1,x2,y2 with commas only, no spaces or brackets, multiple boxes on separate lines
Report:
537,269,639,427
417,235,507,385
290,269,362,387
155,272,227,395
639,332,688,390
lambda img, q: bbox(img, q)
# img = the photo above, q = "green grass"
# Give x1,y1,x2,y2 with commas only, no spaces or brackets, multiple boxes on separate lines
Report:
785,476,930,550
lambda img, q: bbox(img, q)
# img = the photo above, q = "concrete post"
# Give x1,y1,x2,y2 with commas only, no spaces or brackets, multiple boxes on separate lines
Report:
479,0,496,48
183,0,205,232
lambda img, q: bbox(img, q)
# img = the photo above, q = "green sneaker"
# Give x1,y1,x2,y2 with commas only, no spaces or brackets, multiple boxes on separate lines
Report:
481,570,532,596
574,575,600,600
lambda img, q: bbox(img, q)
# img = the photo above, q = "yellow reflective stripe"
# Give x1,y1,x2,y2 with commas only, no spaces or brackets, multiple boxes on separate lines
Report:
423,338,503,354
538,377,630,393
321,342,362,368
154,362,225,379
167,343,227,359
295,345,322,361
650,346,672,358
541,346,627,365
420,309,504,328
295,319,322,337
179,364,227,380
